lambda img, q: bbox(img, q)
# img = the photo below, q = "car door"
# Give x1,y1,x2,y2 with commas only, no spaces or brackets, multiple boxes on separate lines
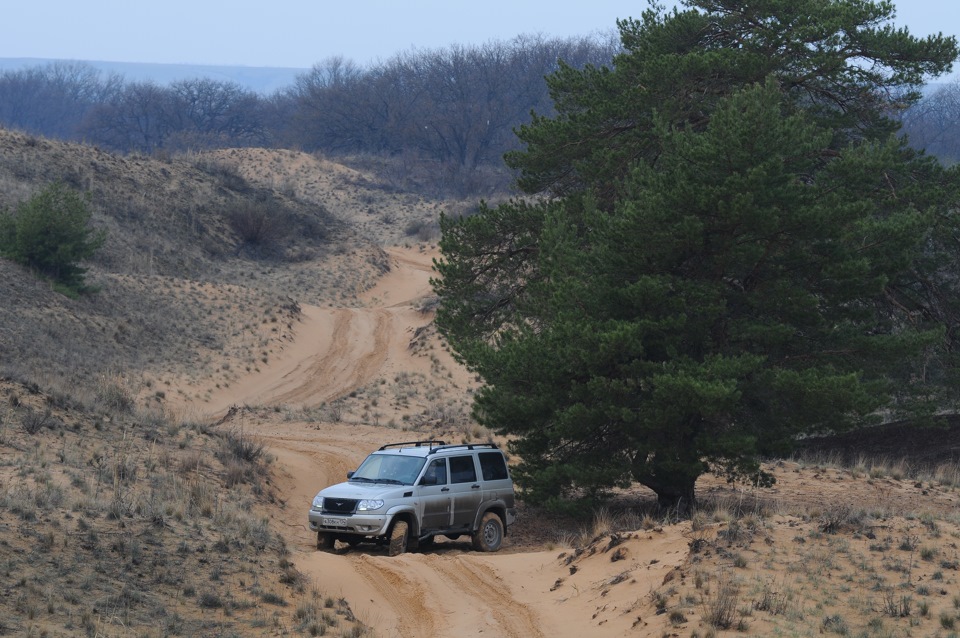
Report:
447,454,483,530
417,458,451,531
477,451,513,502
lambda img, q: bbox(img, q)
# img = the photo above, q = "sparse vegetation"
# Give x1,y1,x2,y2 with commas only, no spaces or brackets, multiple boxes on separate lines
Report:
0,375,369,636
3,20,960,633
228,197,291,258
0,117,467,637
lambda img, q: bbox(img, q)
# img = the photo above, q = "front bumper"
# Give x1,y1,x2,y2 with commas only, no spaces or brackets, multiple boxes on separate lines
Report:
308,510,390,536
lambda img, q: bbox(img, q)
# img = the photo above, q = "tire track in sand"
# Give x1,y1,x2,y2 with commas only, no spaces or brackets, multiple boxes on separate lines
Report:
351,554,437,638
434,556,545,638
198,246,434,415
350,552,543,638
269,307,391,405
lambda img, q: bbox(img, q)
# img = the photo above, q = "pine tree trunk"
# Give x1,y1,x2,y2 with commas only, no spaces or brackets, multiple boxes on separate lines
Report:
653,479,697,514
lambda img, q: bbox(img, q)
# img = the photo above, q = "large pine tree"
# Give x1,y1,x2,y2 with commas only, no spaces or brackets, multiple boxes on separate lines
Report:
434,0,960,510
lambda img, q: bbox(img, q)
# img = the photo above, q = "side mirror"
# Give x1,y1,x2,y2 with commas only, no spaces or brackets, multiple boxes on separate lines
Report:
419,475,437,486
346,471,354,479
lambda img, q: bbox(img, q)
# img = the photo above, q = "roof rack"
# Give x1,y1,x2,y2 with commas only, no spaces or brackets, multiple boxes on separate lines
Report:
378,440,447,451
427,443,500,455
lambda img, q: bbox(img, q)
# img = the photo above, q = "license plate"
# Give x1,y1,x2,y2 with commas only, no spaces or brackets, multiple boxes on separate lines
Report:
323,517,348,527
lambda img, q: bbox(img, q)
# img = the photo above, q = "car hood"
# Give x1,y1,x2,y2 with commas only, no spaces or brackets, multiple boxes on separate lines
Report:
316,481,411,501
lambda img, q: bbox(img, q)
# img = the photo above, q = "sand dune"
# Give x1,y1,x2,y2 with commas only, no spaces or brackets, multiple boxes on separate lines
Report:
197,241,697,636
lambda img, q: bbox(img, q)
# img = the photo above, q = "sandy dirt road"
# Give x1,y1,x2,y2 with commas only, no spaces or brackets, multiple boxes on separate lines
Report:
201,246,439,416
239,417,689,638
204,245,691,637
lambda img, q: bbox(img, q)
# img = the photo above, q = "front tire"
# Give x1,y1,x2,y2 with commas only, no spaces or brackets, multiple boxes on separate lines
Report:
471,512,503,552
317,532,336,551
388,520,409,557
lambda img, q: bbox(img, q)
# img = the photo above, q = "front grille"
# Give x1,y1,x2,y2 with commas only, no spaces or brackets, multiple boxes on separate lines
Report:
323,498,358,514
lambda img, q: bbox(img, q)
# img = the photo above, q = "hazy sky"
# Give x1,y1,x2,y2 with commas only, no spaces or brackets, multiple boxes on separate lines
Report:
3,0,959,75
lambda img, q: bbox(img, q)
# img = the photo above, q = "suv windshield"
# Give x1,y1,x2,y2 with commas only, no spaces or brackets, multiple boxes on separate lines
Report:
351,453,426,486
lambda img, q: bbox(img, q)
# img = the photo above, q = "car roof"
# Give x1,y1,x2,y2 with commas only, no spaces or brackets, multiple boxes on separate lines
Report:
373,441,502,457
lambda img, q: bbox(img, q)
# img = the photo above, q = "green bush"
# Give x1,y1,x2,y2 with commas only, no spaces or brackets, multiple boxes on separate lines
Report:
0,182,105,294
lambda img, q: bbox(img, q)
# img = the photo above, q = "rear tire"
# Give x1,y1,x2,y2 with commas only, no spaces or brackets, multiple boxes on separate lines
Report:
388,520,409,557
471,512,503,552
317,532,336,551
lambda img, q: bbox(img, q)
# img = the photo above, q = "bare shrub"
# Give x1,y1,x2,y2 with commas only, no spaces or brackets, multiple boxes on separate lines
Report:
754,588,789,615
95,375,135,413
223,460,250,488
717,519,753,545
217,428,266,465
228,199,289,258
177,449,208,475
193,158,252,193
197,591,224,609
20,407,52,434
403,218,440,241
324,400,346,423
881,589,912,617
216,431,267,487
822,614,849,634
818,504,866,534
703,573,741,630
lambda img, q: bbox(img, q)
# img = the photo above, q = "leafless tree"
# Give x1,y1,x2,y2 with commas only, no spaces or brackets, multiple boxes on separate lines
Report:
901,79,960,163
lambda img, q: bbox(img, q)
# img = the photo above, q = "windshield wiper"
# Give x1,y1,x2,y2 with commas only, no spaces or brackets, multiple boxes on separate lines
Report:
349,476,375,483
374,478,405,485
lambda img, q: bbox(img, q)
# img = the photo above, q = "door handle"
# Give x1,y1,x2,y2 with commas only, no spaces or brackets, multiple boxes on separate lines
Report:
441,487,450,492
471,484,480,489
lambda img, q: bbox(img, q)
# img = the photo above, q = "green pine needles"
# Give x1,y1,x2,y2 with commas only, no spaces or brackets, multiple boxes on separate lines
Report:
0,182,106,296
433,0,960,511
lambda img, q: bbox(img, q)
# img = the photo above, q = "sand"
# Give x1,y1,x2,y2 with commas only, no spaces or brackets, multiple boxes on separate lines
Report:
181,243,699,636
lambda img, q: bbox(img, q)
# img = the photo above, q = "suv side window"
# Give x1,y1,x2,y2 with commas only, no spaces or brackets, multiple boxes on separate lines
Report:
422,458,447,485
478,452,509,481
449,455,477,483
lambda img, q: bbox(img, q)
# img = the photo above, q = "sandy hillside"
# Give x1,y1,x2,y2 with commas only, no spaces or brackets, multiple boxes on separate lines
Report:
4,96,959,638
195,244,454,417
178,213,960,637
177,230,701,637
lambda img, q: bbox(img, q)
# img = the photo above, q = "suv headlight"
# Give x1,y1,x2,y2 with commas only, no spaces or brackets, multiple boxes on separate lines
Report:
357,499,384,511
311,496,324,511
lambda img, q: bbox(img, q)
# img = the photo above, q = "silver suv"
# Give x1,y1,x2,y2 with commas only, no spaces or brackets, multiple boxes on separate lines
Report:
308,440,516,556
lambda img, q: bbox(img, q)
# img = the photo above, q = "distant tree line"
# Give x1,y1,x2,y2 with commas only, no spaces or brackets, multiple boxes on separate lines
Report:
2,38,955,197
0,35,619,196
0,61,273,155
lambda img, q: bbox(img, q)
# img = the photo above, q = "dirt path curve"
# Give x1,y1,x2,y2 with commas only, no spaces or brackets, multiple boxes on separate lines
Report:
200,246,437,416
267,307,392,405
207,244,690,637
201,245,558,636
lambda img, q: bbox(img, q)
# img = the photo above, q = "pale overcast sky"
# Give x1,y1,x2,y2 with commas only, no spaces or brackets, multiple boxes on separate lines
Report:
2,0,959,76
